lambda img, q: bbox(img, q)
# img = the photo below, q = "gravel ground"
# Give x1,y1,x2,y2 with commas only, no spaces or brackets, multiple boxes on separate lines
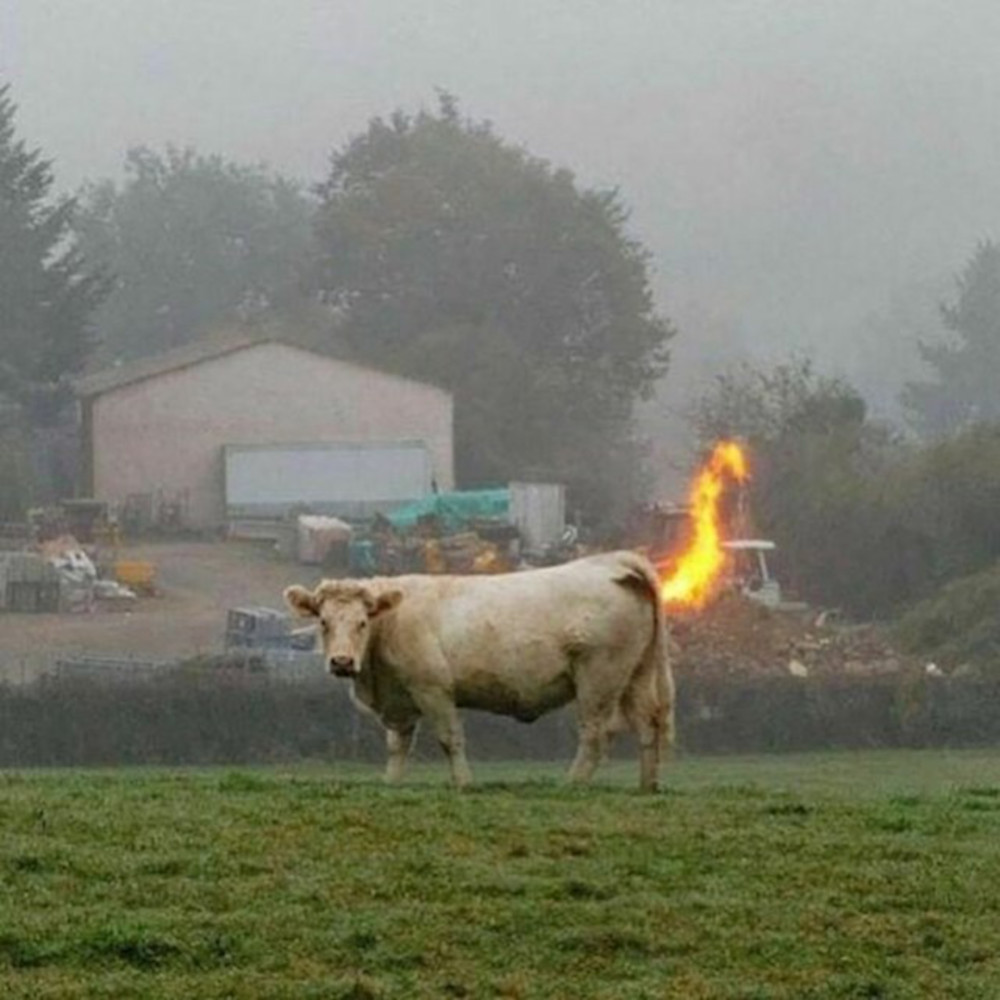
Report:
0,540,324,681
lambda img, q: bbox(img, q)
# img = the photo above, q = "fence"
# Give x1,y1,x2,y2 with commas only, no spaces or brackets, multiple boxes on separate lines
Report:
1,663,1000,768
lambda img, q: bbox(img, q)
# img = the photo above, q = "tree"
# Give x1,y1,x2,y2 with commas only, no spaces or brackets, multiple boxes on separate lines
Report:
902,240,1000,436
311,96,672,523
690,357,869,447
74,146,315,363
690,358,915,616
698,357,1000,619
0,84,107,422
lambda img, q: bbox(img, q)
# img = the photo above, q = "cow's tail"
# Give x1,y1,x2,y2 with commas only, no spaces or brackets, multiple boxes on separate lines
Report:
614,552,676,761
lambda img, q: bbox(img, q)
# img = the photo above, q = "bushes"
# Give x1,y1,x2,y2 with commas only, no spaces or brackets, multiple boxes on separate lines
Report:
677,673,1000,753
692,356,1000,619
896,562,1000,673
793,422,1000,619
0,665,579,768
897,424,1000,583
2,667,1000,767
0,670,353,767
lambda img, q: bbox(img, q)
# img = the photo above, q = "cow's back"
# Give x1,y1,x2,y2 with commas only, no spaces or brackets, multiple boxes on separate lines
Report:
373,552,659,718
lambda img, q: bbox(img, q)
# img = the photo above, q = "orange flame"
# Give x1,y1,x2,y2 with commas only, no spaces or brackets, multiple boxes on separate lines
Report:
660,441,749,608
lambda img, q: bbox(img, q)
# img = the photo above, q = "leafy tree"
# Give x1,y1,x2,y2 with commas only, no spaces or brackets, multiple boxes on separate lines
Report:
691,357,869,447
902,240,1000,436
695,357,1000,618
0,426,34,520
690,358,914,616
74,146,314,363
896,423,1000,585
0,84,107,422
311,95,672,522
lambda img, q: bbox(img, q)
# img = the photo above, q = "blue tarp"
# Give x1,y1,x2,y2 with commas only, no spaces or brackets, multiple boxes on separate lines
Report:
385,489,510,534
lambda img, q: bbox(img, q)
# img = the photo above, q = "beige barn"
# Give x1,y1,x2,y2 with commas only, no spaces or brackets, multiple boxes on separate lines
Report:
75,335,454,529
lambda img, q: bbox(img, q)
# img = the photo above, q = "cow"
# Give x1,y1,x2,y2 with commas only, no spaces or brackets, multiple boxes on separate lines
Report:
284,551,674,792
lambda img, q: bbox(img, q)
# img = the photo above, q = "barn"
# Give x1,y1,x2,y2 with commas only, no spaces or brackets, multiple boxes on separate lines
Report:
75,334,454,530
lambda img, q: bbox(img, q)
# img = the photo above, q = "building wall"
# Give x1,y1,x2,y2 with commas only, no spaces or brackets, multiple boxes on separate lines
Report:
90,343,454,527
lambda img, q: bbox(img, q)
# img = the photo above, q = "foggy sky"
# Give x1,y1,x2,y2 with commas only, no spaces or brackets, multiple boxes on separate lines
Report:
3,0,1000,440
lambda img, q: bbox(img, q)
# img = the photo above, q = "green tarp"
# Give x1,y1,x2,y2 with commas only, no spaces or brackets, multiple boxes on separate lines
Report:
385,489,510,533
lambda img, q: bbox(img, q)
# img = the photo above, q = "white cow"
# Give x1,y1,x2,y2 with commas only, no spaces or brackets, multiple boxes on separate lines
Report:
285,551,674,791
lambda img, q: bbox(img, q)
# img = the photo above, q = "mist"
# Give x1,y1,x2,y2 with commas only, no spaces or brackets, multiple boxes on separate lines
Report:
6,8,1000,979
4,0,1000,502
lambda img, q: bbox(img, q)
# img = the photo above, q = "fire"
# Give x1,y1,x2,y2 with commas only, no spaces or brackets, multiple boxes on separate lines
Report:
660,440,749,608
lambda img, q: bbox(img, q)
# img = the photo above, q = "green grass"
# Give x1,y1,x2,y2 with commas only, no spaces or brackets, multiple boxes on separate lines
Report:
2,750,1000,998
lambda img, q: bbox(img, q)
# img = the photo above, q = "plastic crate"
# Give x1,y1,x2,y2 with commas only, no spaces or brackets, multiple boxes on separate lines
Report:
225,607,294,650
5,581,61,613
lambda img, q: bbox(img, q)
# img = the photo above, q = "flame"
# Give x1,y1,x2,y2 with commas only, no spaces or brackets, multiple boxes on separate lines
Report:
660,440,749,608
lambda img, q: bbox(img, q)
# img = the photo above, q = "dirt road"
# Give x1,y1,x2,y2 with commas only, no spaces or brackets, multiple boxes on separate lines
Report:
0,541,324,680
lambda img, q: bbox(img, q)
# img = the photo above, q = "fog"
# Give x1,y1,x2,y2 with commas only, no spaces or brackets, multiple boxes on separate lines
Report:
4,0,1000,471
5,0,1000,794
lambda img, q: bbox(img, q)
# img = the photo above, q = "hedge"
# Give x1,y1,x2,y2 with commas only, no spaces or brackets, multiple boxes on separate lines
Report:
1,667,998,768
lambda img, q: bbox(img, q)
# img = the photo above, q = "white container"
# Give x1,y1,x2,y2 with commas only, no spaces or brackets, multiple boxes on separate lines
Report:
509,482,566,551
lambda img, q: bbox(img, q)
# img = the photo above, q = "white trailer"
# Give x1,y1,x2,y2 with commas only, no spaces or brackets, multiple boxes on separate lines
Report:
224,441,434,520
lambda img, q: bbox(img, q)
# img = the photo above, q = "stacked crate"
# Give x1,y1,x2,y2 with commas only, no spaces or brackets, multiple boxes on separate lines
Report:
0,553,61,613
224,607,296,651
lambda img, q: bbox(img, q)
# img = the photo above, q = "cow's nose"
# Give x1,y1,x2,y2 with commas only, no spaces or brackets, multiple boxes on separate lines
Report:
329,656,356,676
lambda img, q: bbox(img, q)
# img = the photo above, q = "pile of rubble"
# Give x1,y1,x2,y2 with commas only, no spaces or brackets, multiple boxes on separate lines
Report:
669,593,920,678
0,535,142,614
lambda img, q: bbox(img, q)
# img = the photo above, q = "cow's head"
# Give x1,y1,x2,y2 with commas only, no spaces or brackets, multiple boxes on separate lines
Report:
284,581,403,677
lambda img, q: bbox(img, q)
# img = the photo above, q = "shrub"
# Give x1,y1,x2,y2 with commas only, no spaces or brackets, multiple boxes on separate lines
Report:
3,666,1000,767
896,562,1000,673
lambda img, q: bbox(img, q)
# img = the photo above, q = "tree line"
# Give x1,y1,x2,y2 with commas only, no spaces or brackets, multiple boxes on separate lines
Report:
691,247,1000,638
3,79,1000,641
0,86,669,526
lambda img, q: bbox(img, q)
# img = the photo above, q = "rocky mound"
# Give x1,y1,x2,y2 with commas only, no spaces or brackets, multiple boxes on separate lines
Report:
669,594,919,678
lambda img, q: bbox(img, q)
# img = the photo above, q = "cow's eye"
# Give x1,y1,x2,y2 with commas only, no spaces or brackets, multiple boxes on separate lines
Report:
358,620,367,630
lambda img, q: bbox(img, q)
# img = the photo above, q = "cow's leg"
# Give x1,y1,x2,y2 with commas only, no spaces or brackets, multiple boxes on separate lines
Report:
568,662,623,785
623,670,671,794
384,722,417,784
633,714,661,794
568,718,609,785
412,692,473,789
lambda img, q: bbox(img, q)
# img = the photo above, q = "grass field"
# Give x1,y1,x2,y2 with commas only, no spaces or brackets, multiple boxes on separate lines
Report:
3,750,1000,999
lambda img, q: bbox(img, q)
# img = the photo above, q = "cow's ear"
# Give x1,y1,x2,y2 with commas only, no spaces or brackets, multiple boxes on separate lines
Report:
370,589,403,617
284,585,319,618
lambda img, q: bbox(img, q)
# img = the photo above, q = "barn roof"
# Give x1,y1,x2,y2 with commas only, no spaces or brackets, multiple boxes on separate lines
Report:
75,333,263,398
74,332,451,401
